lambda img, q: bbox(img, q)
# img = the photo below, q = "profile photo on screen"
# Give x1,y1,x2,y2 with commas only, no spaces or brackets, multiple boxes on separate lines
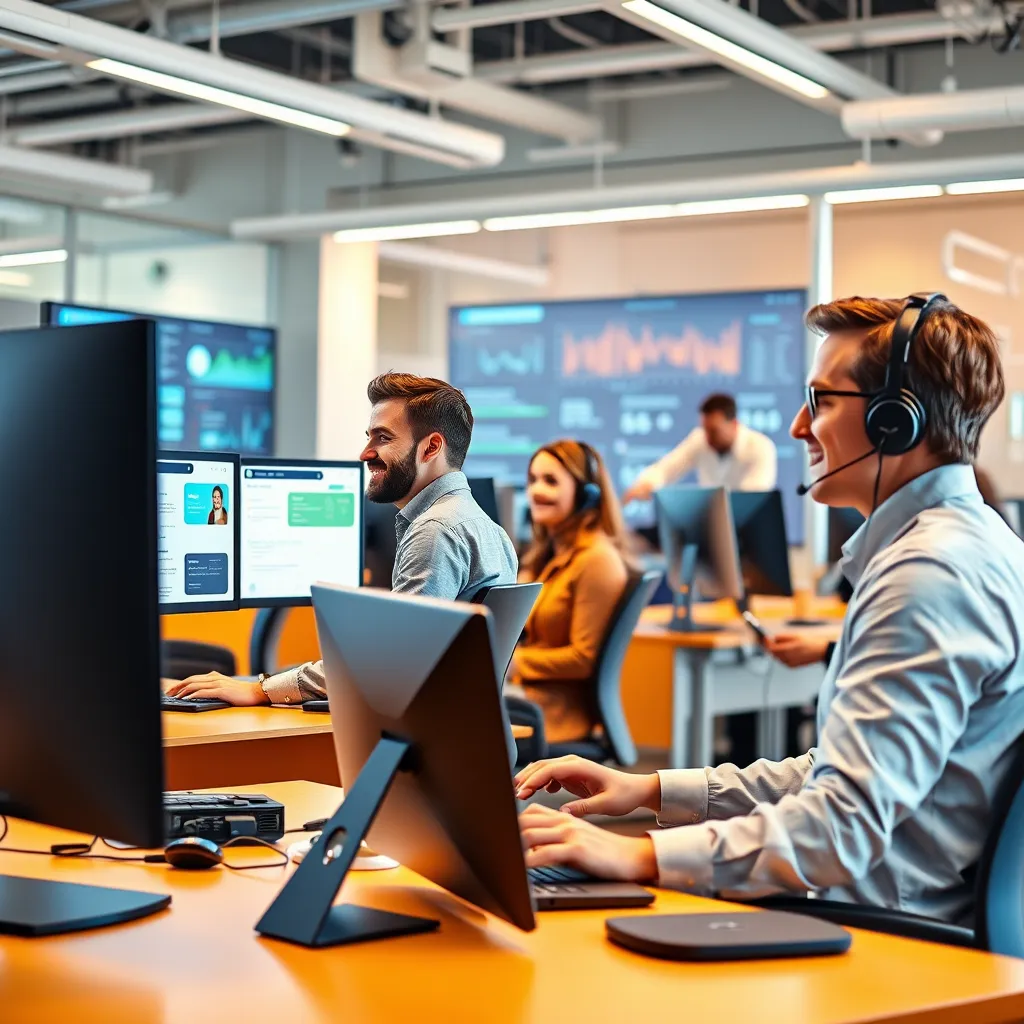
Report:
208,485,228,526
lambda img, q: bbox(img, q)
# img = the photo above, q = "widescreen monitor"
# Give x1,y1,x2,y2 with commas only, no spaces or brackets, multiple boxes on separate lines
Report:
41,301,275,455
449,289,807,542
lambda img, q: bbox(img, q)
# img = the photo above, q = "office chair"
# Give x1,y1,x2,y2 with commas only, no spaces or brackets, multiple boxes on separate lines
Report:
752,737,1024,958
473,583,544,767
160,640,236,680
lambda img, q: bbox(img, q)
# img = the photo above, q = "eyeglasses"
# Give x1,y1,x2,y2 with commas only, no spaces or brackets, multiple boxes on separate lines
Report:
804,384,877,419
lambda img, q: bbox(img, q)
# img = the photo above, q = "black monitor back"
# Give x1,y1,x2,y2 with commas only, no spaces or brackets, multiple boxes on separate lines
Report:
828,507,865,563
467,477,500,525
363,497,398,588
0,322,164,847
314,584,535,932
729,490,793,597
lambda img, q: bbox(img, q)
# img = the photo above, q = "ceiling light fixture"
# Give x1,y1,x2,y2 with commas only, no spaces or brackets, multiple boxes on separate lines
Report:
621,0,830,101
86,59,351,138
945,178,1024,196
824,184,944,204
333,221,482,244
0,248,68,268
0,270,32,287
483,194,809,232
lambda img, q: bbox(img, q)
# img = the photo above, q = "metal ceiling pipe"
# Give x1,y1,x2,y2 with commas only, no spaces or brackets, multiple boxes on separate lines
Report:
477,9,1008,83
843,85,1024,138
0,143,152,196
167,0,404,45
6,82,119,115
432,0,603,32
230,151,1024,240
0,66,85,93
8,102,247,146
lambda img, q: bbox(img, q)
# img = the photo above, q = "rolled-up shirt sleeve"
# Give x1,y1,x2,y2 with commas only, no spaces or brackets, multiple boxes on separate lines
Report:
650,554,1002,900
261,660,327,704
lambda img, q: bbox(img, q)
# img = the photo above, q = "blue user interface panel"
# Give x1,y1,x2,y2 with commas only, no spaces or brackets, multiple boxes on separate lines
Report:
43,302,275,455
448,289,807,542
157,451,239,613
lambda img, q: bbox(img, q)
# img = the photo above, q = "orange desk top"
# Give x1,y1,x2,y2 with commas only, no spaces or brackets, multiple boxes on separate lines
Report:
3,781,1024,1024
634,595,846,650
162,708,532,748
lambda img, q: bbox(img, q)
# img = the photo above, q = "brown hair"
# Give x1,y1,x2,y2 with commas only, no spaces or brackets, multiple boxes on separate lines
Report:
520,439,634,578
699,393,737,420
367,373,473,469
805,296,1004,464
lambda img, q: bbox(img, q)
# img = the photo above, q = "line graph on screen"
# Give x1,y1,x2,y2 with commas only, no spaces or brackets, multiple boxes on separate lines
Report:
562,320,741,378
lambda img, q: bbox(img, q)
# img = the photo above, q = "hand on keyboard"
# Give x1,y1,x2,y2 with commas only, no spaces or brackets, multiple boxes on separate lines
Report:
163,672,270,707
519,804,658,884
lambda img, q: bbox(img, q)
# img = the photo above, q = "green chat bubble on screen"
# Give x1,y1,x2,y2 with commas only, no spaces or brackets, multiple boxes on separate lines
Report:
288,491,355,527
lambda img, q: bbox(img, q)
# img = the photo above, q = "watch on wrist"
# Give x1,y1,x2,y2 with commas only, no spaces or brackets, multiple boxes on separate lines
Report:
257,672,271,701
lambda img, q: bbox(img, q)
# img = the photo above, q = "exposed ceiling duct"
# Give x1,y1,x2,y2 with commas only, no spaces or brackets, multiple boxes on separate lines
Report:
353,9,601,142
607,0,940,145
231,151,1024,240
476,9,1007,85
0,143,152,197
431,0,604,32
0,0,506,167
843,85,1024,138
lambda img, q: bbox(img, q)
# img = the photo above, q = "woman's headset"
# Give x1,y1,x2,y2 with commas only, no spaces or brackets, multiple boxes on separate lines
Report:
574,442,603,512
864,292,946,456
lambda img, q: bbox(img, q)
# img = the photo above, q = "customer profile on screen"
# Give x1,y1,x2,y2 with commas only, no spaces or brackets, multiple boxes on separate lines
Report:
208,485,228,526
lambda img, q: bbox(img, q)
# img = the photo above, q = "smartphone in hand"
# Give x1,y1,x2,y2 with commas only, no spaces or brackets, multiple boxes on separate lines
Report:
742,610,773,644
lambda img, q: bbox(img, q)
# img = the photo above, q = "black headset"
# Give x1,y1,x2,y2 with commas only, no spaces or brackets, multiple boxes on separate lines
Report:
575,442,603,513
864,292,946,456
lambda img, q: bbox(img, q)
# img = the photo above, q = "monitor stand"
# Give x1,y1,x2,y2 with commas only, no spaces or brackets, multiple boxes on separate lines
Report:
668,543,725,633
0,874,170,937
255,735,439,948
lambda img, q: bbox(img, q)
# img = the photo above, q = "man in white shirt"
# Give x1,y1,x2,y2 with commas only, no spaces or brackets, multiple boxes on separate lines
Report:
622,393,777,504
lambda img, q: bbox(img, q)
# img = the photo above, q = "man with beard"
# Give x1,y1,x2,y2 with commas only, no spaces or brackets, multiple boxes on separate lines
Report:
165,373,517,706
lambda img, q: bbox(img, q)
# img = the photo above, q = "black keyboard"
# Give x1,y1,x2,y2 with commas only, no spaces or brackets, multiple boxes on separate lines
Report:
161,696,232,713
528,865,601,886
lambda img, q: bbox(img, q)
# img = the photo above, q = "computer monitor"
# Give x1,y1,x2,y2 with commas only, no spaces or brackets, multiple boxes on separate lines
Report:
655,486,743,631
363,497,398,589
41,301,276,455
157,451,240,613
467,476,500,524
255,584,534,947
828,506,865,563
240,459,364,607
0,320,168,935
729,490,793,598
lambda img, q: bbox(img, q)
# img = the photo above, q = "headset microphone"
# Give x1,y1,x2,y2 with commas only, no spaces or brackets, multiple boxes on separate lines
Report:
796,447,880,496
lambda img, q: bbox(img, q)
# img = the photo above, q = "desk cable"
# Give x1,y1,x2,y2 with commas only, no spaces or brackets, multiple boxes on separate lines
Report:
0,815,290,871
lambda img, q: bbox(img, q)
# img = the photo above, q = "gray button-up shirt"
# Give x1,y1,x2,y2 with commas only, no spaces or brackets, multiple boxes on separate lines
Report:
649,463,1024,924
264,471,518,704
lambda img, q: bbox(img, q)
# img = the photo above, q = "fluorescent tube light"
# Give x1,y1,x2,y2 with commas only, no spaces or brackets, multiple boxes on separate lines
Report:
333,221,482,243
945,178,1024,196
0,270,31,287
824,184,944,204
87,58,350,138
0,248,68,268
484,194,809,232
621,0,829,101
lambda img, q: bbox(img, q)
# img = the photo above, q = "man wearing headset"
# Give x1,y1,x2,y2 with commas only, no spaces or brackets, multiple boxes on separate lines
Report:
515,295,1024,925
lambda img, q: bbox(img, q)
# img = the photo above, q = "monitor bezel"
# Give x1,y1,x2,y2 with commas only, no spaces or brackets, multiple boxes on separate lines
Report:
238,457,366,609
157,449,242,615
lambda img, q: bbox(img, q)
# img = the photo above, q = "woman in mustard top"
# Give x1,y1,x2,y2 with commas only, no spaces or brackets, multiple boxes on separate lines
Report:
509,440,633,744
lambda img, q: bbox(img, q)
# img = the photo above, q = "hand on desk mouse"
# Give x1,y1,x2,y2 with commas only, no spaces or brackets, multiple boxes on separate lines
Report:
515,755,661,817
519,804,657,883
163,672,269,707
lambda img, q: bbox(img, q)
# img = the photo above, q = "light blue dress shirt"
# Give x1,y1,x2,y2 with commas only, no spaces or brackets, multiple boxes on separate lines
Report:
649,463,1024,924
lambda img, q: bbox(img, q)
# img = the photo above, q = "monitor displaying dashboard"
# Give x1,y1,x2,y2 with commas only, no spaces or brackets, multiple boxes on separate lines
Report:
41,302,275,456
240,459,364,607
157,451,240,613
448,288,807,543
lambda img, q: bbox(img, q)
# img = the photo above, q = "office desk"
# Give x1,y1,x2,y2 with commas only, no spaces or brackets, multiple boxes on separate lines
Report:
627,597,845,768
4,780,1024,1024
163,710,532,790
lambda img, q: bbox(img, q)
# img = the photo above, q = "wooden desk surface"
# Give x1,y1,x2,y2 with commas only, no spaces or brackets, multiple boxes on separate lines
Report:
163,708,532,749
4,781,1024,1024
634,596,845,650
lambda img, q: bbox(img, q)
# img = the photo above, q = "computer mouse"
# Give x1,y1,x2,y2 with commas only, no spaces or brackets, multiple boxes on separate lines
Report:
163,836,224,870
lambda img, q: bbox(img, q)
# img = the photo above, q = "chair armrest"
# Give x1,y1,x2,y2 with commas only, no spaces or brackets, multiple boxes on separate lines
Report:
751,896,977,949
504,695,549,764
